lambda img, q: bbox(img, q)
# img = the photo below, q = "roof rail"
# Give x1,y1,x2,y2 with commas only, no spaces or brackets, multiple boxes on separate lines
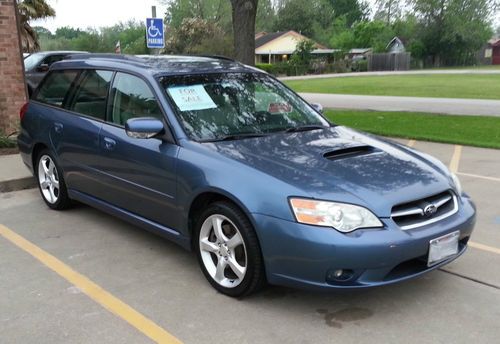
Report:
65,53,143,62
195,54,239,63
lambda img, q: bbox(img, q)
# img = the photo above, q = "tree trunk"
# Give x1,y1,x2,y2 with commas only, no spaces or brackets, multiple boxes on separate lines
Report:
230,0,258,66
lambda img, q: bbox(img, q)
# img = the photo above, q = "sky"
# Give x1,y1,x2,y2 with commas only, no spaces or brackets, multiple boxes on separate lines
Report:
33,0,499,33
32,0,168,33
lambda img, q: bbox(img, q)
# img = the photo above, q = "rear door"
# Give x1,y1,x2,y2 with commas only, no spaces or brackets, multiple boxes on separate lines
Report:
48,69,113,194
96,72,179,228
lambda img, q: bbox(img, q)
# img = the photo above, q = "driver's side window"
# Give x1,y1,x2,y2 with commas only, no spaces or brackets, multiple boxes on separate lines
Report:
109,73,163,126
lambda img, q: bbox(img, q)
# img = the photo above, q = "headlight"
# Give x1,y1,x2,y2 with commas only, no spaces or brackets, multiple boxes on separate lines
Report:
451,173,463,195
289,198,383,233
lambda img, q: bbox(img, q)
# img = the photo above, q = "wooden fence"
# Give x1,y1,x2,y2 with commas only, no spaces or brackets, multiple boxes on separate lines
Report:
368,53,411,71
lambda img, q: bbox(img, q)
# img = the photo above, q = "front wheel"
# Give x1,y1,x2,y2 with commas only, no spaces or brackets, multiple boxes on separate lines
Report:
194,201,266,297
36,149,71,210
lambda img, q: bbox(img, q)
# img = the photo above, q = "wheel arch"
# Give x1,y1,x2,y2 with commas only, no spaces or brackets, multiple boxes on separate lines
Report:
187,189,259,248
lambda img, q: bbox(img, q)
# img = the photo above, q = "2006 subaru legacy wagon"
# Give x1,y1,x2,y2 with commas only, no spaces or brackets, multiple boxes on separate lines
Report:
18,54,476,297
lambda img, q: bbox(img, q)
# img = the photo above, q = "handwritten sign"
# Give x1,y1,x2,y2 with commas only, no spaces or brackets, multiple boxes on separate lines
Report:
268,102,292,114
168,85,217,111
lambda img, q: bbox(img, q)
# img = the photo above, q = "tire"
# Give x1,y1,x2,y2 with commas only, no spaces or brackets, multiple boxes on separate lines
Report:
194,201,266,297
35,149,72,210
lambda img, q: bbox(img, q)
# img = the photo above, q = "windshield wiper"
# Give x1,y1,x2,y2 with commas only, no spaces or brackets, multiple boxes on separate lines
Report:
202,133,267,142
284,125,328,133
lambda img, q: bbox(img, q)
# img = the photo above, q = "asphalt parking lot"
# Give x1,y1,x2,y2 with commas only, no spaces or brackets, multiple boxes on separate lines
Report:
1,139,499,344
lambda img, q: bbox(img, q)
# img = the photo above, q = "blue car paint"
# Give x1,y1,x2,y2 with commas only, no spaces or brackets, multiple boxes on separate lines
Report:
18,55,476,290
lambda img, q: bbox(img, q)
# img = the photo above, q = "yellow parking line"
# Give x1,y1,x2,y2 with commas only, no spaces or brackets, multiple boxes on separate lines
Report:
0,224,181,344
407,139,416,147
469,241,500,255
449,145,462,173
457,172,500,183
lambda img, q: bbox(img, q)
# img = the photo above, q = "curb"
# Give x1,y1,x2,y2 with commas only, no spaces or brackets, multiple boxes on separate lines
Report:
0,177,37,193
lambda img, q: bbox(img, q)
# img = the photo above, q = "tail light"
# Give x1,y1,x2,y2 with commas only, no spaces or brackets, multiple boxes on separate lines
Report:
19,102,29,121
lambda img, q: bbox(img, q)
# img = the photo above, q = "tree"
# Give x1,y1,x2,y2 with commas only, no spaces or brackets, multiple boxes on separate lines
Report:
17,0,55,52
165,18,232,55
410,0,495,66
374,0,404,24
230,0,258,65
273,0,316,36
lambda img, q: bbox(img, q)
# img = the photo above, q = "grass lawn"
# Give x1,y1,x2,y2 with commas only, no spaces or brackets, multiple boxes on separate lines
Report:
285,74,500,100
325,109,500,149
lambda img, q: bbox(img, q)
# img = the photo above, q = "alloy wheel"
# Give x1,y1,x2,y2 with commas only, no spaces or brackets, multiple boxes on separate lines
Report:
38,155,60,204
198,214,248,288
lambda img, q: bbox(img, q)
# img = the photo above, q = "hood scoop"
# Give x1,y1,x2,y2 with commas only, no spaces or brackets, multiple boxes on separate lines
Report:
323,145,378,161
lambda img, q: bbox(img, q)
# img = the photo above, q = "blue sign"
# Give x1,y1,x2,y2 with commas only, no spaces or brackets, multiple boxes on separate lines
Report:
146,18,164,48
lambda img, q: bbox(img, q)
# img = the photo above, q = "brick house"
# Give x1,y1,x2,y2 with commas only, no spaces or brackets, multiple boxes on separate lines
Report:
0,0,27,135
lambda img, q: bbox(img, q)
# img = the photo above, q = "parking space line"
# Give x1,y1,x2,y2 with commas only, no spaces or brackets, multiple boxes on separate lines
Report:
449,145,462,173
0,224,181,344
407,139,416,147
469,241,500,255
457,172,500,183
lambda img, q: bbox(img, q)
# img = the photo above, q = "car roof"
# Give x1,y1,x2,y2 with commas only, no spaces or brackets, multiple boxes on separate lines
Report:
50,54,261,77
29,51,89,56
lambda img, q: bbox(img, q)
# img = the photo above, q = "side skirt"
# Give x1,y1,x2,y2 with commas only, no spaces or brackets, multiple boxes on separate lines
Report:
68,189,191,251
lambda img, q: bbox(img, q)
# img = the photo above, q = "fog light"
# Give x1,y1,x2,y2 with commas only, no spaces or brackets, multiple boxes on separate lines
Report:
326,268,355,283
333,269,343,278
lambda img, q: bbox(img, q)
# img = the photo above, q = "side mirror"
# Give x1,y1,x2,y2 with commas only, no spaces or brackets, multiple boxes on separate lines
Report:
125,117,165,139
37,64,49,72
310,102,323,114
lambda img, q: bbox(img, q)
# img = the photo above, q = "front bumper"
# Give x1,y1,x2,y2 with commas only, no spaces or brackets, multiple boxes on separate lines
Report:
252,196,476,290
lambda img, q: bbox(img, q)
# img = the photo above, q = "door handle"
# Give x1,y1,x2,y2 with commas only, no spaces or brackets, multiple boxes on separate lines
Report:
54,122,63,134
103,137,116,150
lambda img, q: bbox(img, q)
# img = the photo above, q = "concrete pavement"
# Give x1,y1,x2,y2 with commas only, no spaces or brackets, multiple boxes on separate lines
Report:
1,140,500,343
0,154,35,192
300,93,500,116
280,69,500,81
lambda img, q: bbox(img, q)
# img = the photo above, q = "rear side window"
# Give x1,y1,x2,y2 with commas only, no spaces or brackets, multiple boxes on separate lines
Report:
109,72,163,126
35,70,78,107
68,70,113,120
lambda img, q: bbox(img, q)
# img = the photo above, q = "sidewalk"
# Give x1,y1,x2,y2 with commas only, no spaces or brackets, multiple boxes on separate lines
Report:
300,93,500,116
0,154,35,192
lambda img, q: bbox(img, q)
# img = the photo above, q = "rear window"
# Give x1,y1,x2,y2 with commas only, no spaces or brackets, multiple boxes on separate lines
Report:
35,70,79,107
68,70,113,120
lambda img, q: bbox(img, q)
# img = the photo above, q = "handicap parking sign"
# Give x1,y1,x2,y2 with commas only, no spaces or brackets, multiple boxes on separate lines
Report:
146,18,164,49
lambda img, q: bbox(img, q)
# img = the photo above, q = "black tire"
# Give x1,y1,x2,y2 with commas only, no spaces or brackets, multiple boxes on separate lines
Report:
35,149,72,210
194,201,266,297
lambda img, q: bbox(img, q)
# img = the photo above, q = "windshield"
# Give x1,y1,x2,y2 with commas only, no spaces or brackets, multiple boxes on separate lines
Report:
24,53,45,71
160,73,329,141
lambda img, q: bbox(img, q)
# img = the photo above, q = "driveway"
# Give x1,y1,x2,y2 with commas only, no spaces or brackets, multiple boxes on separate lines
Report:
300,93,500,116
1,140,499,343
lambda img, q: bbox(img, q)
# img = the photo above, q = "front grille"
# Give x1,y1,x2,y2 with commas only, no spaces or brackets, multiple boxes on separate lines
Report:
391,191,458,230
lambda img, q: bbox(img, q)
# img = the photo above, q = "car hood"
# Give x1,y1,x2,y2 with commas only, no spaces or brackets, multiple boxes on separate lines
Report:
202,127,452,217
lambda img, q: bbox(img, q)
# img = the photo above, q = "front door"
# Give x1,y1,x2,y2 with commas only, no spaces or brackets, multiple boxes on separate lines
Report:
96,72,179,229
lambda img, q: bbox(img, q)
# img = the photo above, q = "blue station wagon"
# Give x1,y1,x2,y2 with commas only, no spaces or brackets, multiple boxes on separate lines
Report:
18,54,476,297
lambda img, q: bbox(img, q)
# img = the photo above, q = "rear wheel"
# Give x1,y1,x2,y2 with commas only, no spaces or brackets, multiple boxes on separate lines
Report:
36,149,71,210
194,201,265,297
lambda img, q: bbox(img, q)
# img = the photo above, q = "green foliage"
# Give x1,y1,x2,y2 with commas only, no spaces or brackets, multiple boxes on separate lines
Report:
411,0,495,66
331,20,395,52
165,17,233,56
39,21,148,54
290,39,315,65
0,135,16,148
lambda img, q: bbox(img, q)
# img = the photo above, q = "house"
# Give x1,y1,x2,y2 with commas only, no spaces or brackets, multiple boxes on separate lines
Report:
478,38,500,65
347,48,372,60
255,31,335,64
386,37,405,53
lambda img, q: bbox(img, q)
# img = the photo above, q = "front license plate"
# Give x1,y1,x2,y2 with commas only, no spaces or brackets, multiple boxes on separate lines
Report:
428,231,460,266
